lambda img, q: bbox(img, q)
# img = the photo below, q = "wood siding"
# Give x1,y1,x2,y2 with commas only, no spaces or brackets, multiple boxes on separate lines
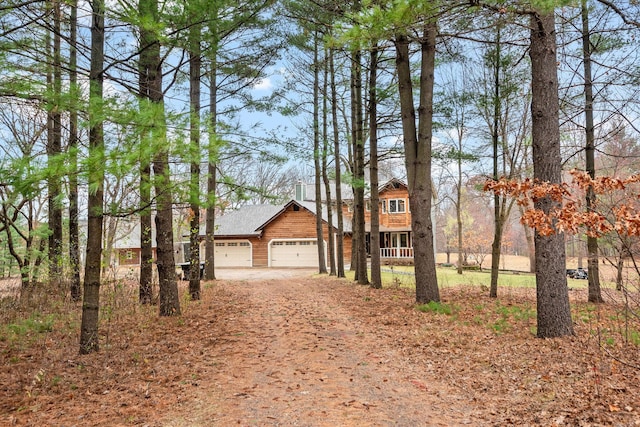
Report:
217,204,351,268
378,186,411,229
344,185,412,230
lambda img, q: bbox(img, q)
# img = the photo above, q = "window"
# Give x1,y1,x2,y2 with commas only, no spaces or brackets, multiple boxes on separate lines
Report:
286,241,296,246
215,242,225,247
125,250,135,260
273,241,284,246
228,242,238,247
382,200,387,213
388,199,406,213
365,200,371,211
239,242,250,247
391,232,409,248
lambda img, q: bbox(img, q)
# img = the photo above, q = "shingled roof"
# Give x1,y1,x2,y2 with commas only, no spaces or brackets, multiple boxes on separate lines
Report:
200,200,352,238
209,204,283,237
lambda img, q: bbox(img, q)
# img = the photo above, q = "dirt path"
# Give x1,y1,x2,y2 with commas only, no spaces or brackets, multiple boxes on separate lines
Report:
172,277,474,426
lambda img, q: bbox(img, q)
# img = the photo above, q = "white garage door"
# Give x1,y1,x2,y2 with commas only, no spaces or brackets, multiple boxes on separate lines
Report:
214,241,252,267
270,240,325,267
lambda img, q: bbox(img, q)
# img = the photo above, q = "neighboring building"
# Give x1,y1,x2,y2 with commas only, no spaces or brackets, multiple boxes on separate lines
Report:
110,219,152,267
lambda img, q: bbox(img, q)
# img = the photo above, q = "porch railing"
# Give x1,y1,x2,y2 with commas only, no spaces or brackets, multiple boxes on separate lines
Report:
380,247,413,258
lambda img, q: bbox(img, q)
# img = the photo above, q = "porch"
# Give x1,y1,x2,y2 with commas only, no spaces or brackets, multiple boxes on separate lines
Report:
368,231,414,259
380,247,414,258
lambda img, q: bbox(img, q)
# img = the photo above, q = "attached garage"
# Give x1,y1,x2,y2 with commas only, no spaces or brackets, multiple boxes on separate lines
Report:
214,240,252,267
269,239,326,268
199,200,350,269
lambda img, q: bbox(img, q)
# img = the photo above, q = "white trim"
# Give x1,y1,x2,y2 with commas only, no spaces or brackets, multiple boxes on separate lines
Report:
388,198,406,213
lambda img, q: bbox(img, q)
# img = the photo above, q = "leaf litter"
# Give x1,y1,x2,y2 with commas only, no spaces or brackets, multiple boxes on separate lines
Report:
1,275,639,426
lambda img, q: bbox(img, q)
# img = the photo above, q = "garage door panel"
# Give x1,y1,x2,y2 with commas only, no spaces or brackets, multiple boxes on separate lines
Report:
215,241,252,267
270,240,324,268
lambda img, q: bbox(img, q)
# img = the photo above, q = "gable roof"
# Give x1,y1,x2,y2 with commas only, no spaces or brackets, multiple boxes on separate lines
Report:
379,178,407,193
209,204,283,237
109,219,157,249
203,199,352,238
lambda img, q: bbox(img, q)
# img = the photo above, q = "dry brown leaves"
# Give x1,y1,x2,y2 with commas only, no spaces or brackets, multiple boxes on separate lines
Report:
1,276,640,426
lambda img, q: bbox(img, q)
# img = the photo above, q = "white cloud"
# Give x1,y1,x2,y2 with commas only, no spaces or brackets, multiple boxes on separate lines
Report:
252,78,273,91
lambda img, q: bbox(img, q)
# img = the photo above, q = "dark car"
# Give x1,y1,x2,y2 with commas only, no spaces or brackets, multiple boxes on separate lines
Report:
570,268,588,279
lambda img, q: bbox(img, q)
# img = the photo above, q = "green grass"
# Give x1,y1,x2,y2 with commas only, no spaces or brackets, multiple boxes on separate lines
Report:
0,313,56,347
375,265,538,289
373,265,619,291
416,301,455,316
7,314,55,336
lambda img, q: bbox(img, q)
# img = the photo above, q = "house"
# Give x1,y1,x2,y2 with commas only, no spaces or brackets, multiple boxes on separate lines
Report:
362,178,414,260
107,178,424,273
301,178,417,262
109,219,156,267
198,199,353,268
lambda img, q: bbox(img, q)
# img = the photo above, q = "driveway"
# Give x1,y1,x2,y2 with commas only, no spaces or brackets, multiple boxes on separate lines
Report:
212,267,318,281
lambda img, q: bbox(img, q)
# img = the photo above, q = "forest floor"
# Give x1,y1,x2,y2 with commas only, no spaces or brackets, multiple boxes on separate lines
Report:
1,269,640,426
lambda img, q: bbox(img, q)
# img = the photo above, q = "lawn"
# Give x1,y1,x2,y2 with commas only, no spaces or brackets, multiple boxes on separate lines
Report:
369,264,621,291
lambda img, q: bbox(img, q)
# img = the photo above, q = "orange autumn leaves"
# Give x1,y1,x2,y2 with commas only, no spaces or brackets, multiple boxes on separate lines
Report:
485,170,640,237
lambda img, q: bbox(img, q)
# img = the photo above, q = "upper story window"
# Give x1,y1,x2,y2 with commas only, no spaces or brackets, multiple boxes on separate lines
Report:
388,199,406,213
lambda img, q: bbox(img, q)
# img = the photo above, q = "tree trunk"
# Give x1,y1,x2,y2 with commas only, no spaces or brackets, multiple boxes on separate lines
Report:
139,167,153,303
369,47,381,289
146,0,180,316
204,38,218,281
322,47,336,276
204,162,217,280
330,49,345,278
394,25,440,304
456,155,463,275
489,26,502,298
80,0,105,354
138,1,153,304
313,32,327,274
616,252,623,291
188,15,202,300
68,0,81,302
581,0,603,303
48,0,63,285
351,46,367,285
529,10,573,338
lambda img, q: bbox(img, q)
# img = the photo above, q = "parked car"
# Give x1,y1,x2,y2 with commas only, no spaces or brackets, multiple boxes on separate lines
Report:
568,268,588,279
574,269,588,279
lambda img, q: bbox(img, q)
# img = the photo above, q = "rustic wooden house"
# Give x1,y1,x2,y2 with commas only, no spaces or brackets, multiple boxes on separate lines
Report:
337,178,415,261
109,178,423,274
197,200,353,268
